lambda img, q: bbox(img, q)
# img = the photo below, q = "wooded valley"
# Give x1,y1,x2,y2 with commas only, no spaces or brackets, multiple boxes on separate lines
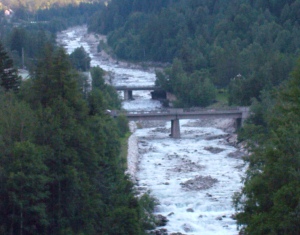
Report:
0,0,300,234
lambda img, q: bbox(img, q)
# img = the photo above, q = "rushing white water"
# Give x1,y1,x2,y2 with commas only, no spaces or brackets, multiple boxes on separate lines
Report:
57,26,245,235
56,26,160,111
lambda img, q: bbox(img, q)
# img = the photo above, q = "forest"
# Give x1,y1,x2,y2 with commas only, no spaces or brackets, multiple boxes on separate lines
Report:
0,39,155,234
1,0,300,234
88,0,300,107
232,60,300,234
0,0,106,11
0,2,155,234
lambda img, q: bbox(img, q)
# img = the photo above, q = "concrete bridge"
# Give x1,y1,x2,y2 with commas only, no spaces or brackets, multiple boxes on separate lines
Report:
111,107,250,138
114,85,163,100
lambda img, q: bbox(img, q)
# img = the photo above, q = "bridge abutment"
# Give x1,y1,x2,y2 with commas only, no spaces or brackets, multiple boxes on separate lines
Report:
236,107,250,129
235,118,242,130
124,90,133,100
171,119,180,138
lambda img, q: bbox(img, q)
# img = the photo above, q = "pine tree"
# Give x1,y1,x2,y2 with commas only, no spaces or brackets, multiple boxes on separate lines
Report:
0,92,48,235
0,41,21,92
30,46,142,234
234,59,300,235
1,142,50,235
69,46,91,71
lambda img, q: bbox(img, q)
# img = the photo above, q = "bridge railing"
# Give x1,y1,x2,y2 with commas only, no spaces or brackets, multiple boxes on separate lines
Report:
182,107,240,112
114,85,162,90
111,107,246,117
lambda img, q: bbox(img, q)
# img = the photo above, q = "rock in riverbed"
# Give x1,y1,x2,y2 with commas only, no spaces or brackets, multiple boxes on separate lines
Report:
180,175,219,191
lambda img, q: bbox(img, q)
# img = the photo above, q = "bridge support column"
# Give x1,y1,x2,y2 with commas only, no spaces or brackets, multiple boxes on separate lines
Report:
235,118,242,130
171,119,180,138
236,107,250,129
124,90,133,100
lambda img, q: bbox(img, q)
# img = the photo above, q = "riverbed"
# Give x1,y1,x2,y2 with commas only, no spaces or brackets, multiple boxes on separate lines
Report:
57,25,246,235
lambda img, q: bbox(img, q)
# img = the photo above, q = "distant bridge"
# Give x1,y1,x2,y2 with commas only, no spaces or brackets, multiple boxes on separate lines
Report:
114,85,163,100
111,107,249,138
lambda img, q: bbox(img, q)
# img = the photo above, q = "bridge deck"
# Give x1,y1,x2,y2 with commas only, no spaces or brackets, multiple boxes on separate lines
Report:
112,108,245,121
114,85,162,91
110,107,249,138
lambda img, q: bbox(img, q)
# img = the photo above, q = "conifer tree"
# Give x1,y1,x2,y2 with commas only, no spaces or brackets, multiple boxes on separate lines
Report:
29,46,142,235
234,59,300,235
69,46,91,71
2,142,50,235
0,92,47,235
0,41,21,92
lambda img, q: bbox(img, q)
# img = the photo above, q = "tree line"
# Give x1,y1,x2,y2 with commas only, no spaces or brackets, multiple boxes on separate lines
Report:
87,1,300,233
1,1,300,234
0,34,158,234
0,0,105,11
87,0,300,107
0,1,104,71
233,59,300,235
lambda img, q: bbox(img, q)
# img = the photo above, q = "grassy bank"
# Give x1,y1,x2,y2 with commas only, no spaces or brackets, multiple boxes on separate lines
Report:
119,132,131,169
209,89,229,108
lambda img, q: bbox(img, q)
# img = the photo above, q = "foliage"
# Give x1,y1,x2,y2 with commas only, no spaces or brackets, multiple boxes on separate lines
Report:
156,59,216,107
0,2,104,70
0,41,21,91
138,192,158,230
88,0,300,106
1,25,55,69
0,141,50,234
35,2,104,31
89,66,121,111
69,46,91,71
88,0,172,34
116,115,130,137
0,0,104,11
0,45,144,235
233,60,300,235
237,90,276,146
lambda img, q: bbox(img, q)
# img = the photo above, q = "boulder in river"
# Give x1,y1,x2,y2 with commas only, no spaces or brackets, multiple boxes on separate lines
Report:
147,228,168,235
180,175,219,191
204,146,225,154
186,208,194,212
154,214,169,226
181,223,194,232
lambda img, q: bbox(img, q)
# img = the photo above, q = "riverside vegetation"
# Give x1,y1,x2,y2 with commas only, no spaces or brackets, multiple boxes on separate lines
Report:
0,39,159,234
1,1,300,234
89,0,300,108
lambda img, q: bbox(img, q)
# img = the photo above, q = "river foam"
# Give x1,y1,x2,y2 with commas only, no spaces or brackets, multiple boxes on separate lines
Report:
57,26,246,235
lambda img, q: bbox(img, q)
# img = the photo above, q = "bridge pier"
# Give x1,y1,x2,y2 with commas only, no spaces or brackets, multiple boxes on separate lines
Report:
111,107,250,138
236,107,250,129
124,90,133,100
171,119,180,138
235,118,242,130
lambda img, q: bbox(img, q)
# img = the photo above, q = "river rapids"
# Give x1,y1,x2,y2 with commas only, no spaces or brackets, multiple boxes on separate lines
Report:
57,25,246,235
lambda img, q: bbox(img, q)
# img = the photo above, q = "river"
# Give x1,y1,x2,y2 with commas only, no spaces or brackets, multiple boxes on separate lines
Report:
57,25,246,235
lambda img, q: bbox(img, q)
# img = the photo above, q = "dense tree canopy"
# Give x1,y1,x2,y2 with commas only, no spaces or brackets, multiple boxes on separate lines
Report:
233,60,300,234
0,45,147,235
155,59,216,107
0,1,102,69
0,41,20,91
88,0,300,106
2,1,300,234
0,0,105,11
69,46,91,71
